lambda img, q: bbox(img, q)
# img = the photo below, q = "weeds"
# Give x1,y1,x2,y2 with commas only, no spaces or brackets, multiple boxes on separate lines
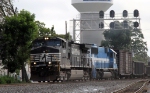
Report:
0,75,21,84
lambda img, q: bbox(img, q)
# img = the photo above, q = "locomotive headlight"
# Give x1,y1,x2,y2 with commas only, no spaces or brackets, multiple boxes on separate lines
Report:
34,62,36,65
49,62,51,64
45,37,49,40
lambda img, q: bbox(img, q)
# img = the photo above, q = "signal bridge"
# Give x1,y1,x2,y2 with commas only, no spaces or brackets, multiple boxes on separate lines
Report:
70,10,141,43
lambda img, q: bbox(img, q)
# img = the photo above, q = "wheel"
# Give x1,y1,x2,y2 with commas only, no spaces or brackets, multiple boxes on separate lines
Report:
38,81,41,83
96,72,100,80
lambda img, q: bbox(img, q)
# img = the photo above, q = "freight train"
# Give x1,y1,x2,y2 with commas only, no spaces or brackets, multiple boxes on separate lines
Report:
30,37,150,82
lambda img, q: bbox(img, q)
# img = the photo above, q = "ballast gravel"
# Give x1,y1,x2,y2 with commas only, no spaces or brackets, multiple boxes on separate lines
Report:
0,79,139,93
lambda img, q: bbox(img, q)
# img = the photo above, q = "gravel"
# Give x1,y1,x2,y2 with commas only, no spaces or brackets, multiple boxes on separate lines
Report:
0,79,139,93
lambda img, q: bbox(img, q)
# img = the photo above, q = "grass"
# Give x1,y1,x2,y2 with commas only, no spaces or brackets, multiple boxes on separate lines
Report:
0,75,21,84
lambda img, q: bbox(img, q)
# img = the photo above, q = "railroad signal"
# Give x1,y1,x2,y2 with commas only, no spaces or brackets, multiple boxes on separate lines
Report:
123,21,128,28
109,22,115,29
134,9,139,17
99,10,104,18
134,22,139,27
123,10,128,17
110,10,115,18
99,22,104,28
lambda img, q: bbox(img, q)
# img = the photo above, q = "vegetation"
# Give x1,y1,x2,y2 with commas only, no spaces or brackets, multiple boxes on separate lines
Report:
0,10,38,82
0,0,17,18
0,75,21,84
101,21,148,62
36,21,72,40
0,0,71,83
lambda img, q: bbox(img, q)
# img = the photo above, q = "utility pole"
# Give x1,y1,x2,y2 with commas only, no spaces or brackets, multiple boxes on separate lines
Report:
65,21,67,40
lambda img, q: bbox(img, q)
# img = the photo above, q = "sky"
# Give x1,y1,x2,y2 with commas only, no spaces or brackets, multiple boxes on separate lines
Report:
14,0,150,56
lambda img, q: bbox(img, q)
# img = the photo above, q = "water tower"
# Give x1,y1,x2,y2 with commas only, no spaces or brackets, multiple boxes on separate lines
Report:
71,0,113,46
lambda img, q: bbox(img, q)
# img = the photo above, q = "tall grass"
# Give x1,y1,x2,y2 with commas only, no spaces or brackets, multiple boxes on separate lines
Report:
0,75,21,84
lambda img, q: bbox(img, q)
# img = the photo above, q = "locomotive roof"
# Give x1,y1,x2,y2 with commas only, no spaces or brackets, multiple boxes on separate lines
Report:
56,37,66,42
110,49,117,54
33,37,66,42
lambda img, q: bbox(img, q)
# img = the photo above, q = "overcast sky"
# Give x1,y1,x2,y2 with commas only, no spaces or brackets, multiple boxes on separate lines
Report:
14,0,150,56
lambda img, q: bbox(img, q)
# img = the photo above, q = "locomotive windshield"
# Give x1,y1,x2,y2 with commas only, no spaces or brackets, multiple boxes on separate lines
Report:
46,40,61,46
32,39,61,48
32,40,44,47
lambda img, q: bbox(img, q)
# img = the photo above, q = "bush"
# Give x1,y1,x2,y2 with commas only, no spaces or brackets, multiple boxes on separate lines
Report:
0,75,21,84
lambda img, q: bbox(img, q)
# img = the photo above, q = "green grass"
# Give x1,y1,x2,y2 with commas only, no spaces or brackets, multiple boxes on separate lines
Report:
0,75,21,84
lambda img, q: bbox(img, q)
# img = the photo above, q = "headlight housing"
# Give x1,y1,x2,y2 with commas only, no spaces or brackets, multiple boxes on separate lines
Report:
49,62,51,64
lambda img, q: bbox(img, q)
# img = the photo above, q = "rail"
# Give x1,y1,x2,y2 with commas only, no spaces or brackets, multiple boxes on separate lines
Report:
112,79,149,93
135,80,149,93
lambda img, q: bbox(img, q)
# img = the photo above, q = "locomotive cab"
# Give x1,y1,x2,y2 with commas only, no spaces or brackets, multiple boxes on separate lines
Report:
30,37,67,82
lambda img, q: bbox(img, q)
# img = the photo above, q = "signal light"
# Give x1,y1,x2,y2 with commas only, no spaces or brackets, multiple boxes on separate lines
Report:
123,10,128,17
123,21,128,28
99,22,104,28
109,22,115,29
110,10,115,18
134,9,139,17
99,10,104,18
134,22,139,27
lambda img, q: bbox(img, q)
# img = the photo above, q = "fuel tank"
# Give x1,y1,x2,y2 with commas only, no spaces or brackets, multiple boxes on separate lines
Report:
69,70,84,80
103,72,112,78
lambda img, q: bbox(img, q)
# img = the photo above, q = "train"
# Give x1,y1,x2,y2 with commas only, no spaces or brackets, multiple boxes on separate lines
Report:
30,37,150,82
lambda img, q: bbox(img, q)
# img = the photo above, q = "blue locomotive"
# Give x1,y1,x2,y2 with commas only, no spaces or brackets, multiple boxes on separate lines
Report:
30,37,118,82
88,44,118,79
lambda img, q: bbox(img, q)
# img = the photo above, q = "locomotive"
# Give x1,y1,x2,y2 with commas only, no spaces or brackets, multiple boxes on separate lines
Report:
30,37,117,82
30,37,150,82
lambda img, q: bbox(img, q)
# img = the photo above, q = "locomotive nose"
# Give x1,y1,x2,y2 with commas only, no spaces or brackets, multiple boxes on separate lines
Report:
38,68,48,77
39,71,46,77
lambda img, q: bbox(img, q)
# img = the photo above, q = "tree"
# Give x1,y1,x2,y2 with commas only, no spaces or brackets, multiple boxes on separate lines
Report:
36,21,56,37
0,10,38,82
101,21,132,49
36,21,72,40
57,32,72,40
101,21,148,62
0,0,18,75
0,0,17,19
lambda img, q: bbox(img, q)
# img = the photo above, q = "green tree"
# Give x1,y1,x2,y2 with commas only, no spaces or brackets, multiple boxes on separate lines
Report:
101,21,148,62
57,32,72,40
36,21,72,40
0,0,18,74
36,21,56,37
0,10,38,82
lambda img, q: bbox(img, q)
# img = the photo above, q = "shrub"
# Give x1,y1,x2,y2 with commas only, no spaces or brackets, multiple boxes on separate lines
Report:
0,75,21,84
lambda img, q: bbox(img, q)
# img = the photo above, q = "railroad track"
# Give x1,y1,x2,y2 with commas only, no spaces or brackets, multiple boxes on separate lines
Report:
112,79,149,93
0,78,139,86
